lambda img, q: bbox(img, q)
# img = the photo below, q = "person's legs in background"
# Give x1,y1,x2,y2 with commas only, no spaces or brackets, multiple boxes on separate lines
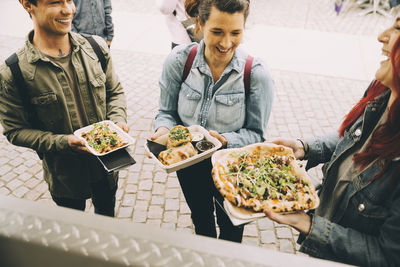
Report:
91,176,117,217
51,195,86,211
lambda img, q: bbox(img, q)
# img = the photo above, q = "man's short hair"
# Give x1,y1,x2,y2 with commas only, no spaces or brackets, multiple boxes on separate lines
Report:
24,0,37,5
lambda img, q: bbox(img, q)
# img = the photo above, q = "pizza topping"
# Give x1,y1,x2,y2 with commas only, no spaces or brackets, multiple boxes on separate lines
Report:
226,152,308,203
81,122,127,154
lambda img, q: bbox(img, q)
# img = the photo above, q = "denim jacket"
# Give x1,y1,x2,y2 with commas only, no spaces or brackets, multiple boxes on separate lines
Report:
154,41,274,148
72,0,114,42
299,88,400,266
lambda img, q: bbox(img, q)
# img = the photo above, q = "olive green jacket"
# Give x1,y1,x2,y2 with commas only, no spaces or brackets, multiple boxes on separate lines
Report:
0,31,127,198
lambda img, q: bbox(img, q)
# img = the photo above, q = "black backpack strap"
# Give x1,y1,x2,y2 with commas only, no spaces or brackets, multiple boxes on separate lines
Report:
5,53,38,127
83,35,107,73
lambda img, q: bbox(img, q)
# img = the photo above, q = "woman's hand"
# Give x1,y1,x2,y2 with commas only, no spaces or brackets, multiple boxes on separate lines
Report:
209,130,227,148
264,209,312,235
270,138,305,160
150,127,169,141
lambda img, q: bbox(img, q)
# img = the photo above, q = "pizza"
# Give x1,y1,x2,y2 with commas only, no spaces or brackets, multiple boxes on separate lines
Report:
158,125,198,165
212,143,319,214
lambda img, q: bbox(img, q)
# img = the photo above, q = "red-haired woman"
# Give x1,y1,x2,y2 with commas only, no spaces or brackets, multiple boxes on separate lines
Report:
264,18,400,266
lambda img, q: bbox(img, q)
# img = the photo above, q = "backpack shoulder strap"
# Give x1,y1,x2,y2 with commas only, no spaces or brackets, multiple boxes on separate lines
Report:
5,53,39,128
182,45,198,83
83,35,107,73
5,53,32,110
244,55,254,97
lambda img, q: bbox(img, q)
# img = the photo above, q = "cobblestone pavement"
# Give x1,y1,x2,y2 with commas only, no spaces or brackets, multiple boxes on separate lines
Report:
0,0,391,256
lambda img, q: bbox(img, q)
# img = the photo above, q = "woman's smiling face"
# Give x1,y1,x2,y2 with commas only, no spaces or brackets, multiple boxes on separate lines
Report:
376,17,400,88
200,6,245,67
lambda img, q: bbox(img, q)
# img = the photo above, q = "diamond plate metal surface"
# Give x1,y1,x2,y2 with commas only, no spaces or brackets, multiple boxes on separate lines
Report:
0,193,350,267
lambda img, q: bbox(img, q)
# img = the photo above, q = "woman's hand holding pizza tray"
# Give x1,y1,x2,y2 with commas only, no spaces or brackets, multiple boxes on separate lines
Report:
211,142,320,221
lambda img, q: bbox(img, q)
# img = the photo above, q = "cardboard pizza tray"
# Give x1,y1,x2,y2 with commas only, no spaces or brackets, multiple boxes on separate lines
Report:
74,120,136,156
145,125,222,173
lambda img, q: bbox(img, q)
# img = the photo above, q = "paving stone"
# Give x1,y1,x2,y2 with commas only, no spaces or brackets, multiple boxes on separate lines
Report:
163,211,178,223
118,206,134,218
150,196,164,205
167,177,180,188
0,187,11,196
148,205,163,219
165,199,179,211
279,239,295,254
242,237,259,247
177,214,192,228
121,193,136,207
138,179,152,190
6,179,23,191
132,210,147,223
152,183,165,195
258,218,275,230
137,191,151,200
12,186,29,198
276,227,294,239
179,202,191,214
244,223,258,237
125,184,138,193
165,188,179,198
134,200,149,211
154,171,168,183
261,230,276,244
0,165,12,176
24,189,42,201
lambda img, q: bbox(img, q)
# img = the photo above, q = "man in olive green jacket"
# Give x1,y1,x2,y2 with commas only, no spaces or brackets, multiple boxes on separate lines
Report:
0,0,128,216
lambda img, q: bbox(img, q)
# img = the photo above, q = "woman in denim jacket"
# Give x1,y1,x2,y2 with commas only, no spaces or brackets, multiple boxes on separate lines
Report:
264,18,400,266
151,0,274,242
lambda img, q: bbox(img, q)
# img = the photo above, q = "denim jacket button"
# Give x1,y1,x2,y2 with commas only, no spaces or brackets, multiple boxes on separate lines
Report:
355,129,362,137
358,203,365,212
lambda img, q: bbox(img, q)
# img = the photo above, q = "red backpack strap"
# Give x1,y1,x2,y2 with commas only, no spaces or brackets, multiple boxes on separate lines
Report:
182,45,198,82
244,55,254,97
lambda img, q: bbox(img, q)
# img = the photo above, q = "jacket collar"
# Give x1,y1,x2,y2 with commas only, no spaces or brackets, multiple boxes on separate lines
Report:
192,40,244,78
24,31,95,64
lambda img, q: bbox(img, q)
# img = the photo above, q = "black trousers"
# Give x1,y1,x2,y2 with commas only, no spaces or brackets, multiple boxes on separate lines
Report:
51,176,117,217
176,158,244,243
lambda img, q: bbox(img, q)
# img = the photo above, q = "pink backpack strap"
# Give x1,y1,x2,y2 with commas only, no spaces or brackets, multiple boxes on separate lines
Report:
182,45,198,82
244,55,254,96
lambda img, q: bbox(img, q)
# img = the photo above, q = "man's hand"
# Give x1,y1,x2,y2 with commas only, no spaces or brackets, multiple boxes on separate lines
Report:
270,138,305,160
68,135,90,153
116,121,129,133
263,209,312,235
209,130,227,148
106,40,112,48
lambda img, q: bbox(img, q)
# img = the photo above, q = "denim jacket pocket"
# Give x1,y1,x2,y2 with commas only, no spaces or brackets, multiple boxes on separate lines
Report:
348,186,389,234
89,73,106,106
31,93,63,131
215,93,244,126
178,84,202,119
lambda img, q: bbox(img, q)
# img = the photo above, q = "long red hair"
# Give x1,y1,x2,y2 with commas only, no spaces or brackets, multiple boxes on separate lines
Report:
339,36,400,179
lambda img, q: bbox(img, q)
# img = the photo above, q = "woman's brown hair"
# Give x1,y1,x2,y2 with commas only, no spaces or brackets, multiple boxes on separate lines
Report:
185,0,250,25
